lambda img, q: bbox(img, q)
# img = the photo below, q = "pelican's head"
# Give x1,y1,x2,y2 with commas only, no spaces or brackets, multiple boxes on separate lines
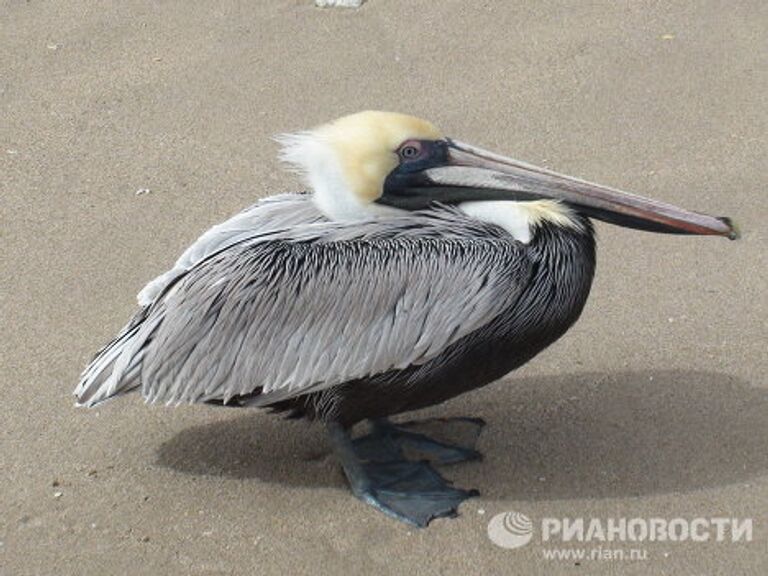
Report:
278,111,737,241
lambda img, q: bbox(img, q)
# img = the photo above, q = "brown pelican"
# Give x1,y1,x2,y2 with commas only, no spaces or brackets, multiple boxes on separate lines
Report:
75,111,737,526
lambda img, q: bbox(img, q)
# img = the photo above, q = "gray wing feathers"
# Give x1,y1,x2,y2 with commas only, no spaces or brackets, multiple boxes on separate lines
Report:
76,193,320,406
136,193,322,306
140,233,529,406
74,306,154,405
76,196,531,409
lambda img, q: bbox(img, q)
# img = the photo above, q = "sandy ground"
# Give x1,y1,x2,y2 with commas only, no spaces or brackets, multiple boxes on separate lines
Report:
2,1,766,574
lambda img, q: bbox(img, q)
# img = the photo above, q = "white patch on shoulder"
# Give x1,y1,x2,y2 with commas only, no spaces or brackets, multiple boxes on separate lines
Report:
459,201,533,243
459,200,580,243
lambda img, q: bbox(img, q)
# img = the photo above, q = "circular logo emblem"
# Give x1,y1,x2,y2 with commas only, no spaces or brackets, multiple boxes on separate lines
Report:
487,511,534,549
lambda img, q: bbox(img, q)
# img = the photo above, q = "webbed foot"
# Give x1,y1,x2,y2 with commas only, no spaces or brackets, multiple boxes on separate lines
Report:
367,417,485,465
326,417,483,527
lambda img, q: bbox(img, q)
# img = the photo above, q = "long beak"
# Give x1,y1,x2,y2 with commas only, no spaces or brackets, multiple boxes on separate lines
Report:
420,139,738,239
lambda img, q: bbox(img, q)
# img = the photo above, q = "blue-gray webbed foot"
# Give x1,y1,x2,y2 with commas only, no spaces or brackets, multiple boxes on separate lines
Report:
325,418,483,527
367,417,485,465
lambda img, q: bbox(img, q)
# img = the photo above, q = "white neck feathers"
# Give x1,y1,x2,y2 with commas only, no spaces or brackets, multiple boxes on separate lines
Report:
459,200,581,243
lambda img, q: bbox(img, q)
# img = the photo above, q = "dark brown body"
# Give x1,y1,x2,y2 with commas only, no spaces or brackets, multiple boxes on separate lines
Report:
268,218,596,426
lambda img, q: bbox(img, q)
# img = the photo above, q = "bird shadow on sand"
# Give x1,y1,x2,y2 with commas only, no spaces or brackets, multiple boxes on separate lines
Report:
156,370,768,501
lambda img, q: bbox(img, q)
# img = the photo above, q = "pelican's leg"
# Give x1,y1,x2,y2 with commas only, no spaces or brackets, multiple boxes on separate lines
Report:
369,417,484,465
325,421,478,527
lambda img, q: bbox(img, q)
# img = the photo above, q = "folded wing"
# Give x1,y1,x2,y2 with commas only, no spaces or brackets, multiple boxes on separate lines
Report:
77,202,532,408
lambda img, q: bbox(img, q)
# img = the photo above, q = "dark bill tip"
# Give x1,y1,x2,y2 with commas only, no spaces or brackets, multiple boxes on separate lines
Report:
718,217,740,240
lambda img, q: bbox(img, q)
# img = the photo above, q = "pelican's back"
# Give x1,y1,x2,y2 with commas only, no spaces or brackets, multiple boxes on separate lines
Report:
75,193,323,406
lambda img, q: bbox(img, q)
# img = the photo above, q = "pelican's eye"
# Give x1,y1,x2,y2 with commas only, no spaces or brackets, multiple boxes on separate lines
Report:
397,141,424,161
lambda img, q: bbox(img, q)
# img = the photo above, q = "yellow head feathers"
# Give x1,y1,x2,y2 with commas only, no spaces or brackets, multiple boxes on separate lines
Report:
278,111,442,219
317,111,442,202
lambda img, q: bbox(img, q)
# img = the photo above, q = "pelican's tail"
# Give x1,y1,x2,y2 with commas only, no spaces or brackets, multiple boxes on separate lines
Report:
74,307,156,407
